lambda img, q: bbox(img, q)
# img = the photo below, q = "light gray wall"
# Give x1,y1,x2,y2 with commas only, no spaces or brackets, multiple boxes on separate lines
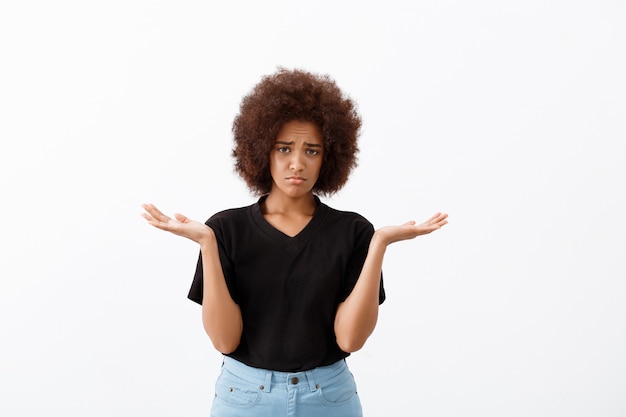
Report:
1,1,625,416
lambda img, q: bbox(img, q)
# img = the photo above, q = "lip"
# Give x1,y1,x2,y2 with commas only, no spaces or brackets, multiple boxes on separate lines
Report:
286,176,305,184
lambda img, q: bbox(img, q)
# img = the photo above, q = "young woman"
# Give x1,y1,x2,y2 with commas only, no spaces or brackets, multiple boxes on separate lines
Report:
141,68,448,416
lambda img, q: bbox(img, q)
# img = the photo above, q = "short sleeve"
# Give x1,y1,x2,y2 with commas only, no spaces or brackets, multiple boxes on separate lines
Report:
187,252,204,304
187,216,238,305
338,217,386,305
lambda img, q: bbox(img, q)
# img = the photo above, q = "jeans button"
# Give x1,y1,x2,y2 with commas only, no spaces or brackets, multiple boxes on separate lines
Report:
291,377,299,385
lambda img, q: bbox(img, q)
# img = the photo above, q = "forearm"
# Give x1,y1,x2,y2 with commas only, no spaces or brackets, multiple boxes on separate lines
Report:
334,232,387,353
199,234,243,354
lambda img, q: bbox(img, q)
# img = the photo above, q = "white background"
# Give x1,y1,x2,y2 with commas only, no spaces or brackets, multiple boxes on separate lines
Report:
1,1,625,416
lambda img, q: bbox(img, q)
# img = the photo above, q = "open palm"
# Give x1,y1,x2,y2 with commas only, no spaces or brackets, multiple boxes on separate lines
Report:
376,212,448,245
141,203,213,244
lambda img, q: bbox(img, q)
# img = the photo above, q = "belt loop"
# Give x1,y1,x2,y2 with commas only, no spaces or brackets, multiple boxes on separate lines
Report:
305,369,318,392
263,370,272,393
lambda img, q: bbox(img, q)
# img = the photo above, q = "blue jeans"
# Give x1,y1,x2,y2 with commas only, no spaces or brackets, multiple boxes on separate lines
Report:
210,356,363,417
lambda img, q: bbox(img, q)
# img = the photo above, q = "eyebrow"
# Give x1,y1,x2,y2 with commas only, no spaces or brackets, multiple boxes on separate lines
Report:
275,141,322,148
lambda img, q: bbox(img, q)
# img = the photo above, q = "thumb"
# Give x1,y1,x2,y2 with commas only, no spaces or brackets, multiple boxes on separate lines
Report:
174,213,189,223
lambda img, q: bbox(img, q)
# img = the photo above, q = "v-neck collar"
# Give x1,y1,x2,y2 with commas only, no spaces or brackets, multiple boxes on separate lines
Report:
250,195,328,255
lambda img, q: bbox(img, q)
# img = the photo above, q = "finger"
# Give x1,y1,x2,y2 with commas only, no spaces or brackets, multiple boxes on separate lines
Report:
142,203,171,222
141,213,168,231
141,203,159,217
430,213,447,223
419,214,441,227
428,212,448,225
174,213,189,223
141,212,154,222
429,216,448,230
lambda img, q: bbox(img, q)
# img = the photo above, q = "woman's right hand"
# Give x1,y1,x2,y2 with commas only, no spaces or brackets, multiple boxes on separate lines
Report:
141,203,214,245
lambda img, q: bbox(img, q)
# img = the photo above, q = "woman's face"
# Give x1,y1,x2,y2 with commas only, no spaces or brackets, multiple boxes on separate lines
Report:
269,120,324,199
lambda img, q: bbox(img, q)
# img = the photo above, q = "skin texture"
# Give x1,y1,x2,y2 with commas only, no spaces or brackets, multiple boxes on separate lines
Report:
262,121,324,237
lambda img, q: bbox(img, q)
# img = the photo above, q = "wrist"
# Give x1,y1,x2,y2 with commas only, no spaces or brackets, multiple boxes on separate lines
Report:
198,227,217,250
370,230,390,251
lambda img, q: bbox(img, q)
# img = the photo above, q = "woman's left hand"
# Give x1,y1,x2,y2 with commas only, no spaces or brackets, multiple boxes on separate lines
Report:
374,212,448,245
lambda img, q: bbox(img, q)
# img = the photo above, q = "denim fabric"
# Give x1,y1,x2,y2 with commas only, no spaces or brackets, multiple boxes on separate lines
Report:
210,356,363,417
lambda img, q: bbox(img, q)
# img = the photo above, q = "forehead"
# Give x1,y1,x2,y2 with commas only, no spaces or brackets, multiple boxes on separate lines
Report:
275,120,323,143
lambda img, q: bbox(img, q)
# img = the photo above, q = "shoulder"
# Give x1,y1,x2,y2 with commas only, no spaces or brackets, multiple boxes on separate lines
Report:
205,205,249,225
321,202,374,232
203,201,258,235
319,202,375,252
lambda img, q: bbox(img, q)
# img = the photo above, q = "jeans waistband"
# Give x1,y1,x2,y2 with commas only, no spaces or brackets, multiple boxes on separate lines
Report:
221,356,348,393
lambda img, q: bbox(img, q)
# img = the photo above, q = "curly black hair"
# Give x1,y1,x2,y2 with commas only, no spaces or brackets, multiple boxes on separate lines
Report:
232,68,362,196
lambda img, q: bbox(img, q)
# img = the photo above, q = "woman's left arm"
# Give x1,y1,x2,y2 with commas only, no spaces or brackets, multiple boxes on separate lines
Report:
334,212,448,353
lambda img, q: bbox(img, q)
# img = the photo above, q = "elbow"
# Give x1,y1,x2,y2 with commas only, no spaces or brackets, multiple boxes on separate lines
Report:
336,334,367,353
203,322,242,354
212,339,240,354
334,312,377,353
206,330,241,354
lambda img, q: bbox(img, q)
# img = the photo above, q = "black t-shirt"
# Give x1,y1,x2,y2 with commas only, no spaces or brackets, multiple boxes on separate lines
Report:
188,195,385,372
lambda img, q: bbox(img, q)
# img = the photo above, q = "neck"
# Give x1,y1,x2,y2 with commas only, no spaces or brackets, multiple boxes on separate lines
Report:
262,192,317,216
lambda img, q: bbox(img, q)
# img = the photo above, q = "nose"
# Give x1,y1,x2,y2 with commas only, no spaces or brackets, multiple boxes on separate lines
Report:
290,150,305,172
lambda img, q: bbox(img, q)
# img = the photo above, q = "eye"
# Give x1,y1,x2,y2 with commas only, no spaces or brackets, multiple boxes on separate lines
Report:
277,147,290,153
306,149,320,156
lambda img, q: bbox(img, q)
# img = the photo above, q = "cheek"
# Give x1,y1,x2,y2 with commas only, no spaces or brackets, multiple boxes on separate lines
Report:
269,154,287,176
313,159,323,177
269,153,280,170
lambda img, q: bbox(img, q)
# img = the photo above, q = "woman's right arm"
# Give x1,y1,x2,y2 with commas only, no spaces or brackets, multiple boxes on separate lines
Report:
141,204,243,353
198,232,243,354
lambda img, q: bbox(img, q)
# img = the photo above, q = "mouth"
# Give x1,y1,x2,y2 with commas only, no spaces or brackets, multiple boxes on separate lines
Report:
286,176,305,184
